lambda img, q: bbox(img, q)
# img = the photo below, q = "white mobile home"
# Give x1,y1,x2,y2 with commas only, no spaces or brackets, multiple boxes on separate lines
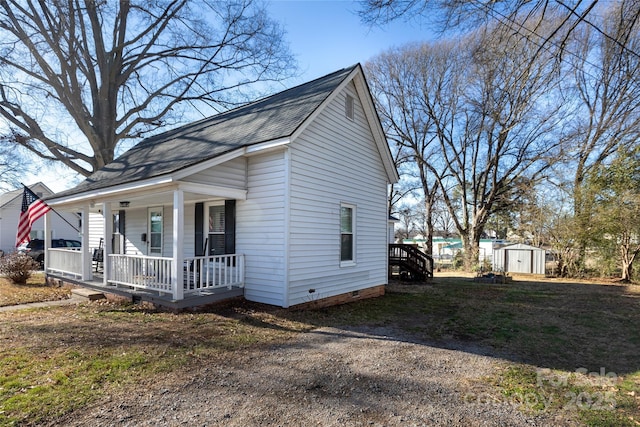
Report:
43,65,399,309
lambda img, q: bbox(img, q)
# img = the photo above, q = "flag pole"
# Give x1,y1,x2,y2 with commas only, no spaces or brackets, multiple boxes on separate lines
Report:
21,183,81,234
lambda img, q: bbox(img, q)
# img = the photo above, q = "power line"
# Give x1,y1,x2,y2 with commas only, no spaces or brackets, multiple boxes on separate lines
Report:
555,0,640,60
468,0,617,80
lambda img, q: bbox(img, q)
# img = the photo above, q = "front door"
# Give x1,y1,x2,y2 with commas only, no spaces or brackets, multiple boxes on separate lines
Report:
148,207,163,256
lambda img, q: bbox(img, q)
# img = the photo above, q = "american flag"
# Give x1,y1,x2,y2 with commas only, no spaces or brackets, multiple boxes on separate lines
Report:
15,186,51,247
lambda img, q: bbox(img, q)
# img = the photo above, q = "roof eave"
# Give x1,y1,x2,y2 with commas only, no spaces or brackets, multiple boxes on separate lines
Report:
47,176,175,207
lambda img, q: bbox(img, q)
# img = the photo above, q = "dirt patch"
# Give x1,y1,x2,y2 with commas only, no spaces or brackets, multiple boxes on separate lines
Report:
48,326,577,426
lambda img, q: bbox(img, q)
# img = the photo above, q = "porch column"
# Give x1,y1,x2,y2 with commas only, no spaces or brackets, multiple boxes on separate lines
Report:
172,189,184,300
103,203,112,286
43,212,51,273
81,206,92,281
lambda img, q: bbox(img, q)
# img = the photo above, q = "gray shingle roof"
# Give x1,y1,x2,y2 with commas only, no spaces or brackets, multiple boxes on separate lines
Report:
54,65,358,199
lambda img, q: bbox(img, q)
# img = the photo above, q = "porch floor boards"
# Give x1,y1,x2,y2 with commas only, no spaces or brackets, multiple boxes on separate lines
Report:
48,272,244,311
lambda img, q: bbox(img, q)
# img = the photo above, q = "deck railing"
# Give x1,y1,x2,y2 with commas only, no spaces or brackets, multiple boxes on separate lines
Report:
389,244,434,280
47,248,83,278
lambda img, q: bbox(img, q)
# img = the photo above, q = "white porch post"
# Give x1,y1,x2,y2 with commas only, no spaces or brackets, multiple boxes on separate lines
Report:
172,189,184,300
81,206,92,280
43,212,51,273
103,203,112,286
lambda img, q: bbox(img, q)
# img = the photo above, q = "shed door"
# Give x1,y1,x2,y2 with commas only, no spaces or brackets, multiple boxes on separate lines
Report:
506,249,532,274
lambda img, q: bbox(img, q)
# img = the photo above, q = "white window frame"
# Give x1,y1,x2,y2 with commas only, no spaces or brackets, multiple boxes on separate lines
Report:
340,203,356,267
147,207,163,256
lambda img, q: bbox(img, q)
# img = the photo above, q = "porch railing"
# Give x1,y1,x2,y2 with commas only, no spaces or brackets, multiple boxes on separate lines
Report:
108,253,245,299
109,254,173,294
47,248,83,278
183,254,245,296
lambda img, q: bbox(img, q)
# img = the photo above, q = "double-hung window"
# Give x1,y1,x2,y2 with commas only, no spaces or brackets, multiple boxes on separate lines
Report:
207,204,225,255
340,203,356,265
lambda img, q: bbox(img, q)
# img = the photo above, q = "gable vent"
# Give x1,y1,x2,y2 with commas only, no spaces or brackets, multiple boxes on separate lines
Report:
345,94,354,120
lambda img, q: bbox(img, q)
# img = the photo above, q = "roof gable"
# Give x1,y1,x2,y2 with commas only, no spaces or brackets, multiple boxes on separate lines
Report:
0,183,53,208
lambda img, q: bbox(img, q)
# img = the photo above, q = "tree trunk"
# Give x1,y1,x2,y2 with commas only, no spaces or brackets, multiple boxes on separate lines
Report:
424,199,434,257
461,233,479,272
620,244,639,282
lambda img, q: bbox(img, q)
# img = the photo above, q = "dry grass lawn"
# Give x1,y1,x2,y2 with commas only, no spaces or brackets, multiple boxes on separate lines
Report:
0,274,71,307
0,273,638,426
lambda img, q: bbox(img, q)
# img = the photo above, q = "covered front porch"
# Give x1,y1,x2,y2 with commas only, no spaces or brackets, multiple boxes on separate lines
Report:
44,182,247,307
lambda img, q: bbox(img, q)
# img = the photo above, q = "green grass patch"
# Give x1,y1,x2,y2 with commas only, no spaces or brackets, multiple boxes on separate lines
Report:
493,364,639,427
0,347,167,425
1,275,639,425
0,301,312,426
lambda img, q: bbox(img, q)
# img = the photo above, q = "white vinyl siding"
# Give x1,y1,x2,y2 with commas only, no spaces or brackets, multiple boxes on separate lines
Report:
122,208,146,256
287,82,389,305
237,150,287,306
182,157,247,189
87,212,104,252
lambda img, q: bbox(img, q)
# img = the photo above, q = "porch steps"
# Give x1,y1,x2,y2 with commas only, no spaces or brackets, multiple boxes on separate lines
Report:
71,288,106,301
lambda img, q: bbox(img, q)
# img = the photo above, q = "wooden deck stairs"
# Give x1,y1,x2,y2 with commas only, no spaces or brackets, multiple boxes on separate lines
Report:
389,244,434,281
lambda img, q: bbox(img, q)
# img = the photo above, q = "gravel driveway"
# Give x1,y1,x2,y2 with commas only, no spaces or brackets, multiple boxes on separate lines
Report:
50,326,578,426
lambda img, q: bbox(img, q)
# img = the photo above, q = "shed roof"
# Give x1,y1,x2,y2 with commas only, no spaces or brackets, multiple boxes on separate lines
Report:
496,243,545,251
53,65,361,200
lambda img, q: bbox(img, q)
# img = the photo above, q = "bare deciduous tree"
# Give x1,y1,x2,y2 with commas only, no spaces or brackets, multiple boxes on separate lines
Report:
358,0,600,56
369,19,564,271
366,48,442,256
589,146,640,281
437,24,564,270
0,0,294,176
0,137,24,191
560,0,640,270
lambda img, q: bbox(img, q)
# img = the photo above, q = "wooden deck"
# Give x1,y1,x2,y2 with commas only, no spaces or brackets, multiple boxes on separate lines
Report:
389,244,434,281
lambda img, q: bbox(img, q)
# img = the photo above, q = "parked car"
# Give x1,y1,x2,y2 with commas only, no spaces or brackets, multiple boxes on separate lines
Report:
17,238,82,267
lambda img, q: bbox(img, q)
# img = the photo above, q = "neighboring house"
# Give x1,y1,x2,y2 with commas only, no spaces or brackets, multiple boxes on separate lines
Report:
44,64,399,309
402,237,509,265
0,182,80,254
388,215,399,244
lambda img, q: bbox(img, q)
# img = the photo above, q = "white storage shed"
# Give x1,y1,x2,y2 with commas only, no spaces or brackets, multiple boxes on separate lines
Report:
492,243,546,275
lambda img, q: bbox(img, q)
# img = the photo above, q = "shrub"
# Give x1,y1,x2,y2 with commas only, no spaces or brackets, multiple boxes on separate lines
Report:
0,252,40,285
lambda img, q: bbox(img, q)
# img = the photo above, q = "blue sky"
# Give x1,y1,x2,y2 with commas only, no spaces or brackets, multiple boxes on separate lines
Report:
267,0,434,82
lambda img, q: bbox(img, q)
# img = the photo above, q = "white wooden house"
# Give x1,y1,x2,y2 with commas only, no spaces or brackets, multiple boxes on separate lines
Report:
0,182,80,255
44,65,399,309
